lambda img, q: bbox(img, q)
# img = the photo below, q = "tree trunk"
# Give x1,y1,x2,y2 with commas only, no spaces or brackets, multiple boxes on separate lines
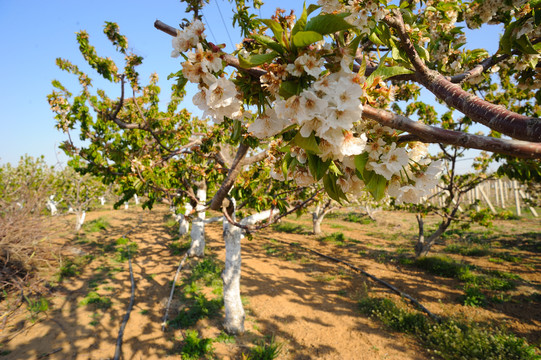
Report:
188,184,207,257
312,205,325,235
414,214,451,258
222,200,271,334
312,200,333,235
134,194,139,205
124,201,129,210
75,210,86,232
178,203,192,236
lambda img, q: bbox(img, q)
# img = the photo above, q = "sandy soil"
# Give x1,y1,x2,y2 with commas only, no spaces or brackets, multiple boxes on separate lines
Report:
1,206,539,359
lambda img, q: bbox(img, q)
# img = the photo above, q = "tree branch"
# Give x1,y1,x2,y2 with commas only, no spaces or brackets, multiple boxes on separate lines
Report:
385,10,541,142
209,143,249,211
362,105,541,159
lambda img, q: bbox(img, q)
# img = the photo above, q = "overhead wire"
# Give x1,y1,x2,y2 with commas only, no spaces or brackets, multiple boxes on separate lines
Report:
214,0,235,50
201,12,218,45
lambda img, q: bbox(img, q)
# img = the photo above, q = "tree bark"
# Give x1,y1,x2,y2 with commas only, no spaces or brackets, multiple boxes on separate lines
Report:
178,203,192,236
75,210,86,232
188,183,207,257
222,199,271,334
414,214,452,258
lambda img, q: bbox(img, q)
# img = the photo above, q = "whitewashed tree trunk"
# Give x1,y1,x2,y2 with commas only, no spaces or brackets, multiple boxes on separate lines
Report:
75,210,86,232
222,201,271,335
178,203,192,236
46,196,58,216
99,196,106,205
188,186,207,257
134,194,139,205
124,201,129,210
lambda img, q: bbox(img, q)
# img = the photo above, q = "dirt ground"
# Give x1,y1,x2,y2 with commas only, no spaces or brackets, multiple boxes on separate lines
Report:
1,205,539,359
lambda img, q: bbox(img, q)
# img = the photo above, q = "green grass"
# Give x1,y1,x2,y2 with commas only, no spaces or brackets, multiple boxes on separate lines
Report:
243,337,283,360
443,244,491,257
319,232,346,246
215,331,236,344
343,212,374,224
114,237,138,262
177,329,214,360
272,222,306,234
169,240,190,255
80,291,112,309
83,217,110,232
401,256,520,307
56,255,93,281
169,257,225,329
359,296,539,360
25,295,49,322
170,293,222,328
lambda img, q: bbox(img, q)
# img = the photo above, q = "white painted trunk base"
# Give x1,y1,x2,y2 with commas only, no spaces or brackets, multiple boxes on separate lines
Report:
75,210,86,231
222,207,271,334
188,189,206,257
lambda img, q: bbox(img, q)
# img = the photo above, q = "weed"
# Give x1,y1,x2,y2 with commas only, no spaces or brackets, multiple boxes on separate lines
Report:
169,240,190,255
114,237,138,262
139,309,149,315
359,296,539,360
344,212,374,224
243,337,283,360
179,329,214,360
330,223,348,229
461,285,486,307
192,258,222,287
215,331,236,344
80,291,112,309
170,293,222,328
319,232,346,246
272,222,305,234
412,256,469,278
444,244,491,257
25,295,49,322
83,217,109,232
312,274,335,282
262,244,279,255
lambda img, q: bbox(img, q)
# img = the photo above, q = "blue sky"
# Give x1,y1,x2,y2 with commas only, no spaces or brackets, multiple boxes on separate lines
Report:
0,0,501,169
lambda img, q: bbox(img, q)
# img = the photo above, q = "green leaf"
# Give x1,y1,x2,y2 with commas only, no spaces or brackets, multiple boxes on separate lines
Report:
307,4,321,15
292,31,323,48
249,34,285,54
366,63,414,85
307,153,330,181
516,35,539,55
238,51,279,68
349,35,362,57
261,19,284,45
500,21,518,54
364,171,387,201
291,131,321,154
354,152,369,175
328,161,343,176
304,13,353,35
323,173,347,203
369,31,385,46
279,81,301,98
414,44,430,61
292,2,308,35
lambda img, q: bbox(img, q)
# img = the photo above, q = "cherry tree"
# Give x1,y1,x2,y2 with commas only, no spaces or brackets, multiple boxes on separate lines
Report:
50,0,541,334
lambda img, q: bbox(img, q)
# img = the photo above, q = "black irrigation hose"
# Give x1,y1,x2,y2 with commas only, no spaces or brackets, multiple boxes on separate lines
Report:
162,252,189,332
113,216,142,360
113,252,136,360
272,238,441,323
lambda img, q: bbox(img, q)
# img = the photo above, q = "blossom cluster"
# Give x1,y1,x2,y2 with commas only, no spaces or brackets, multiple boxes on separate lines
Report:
170,12,444,205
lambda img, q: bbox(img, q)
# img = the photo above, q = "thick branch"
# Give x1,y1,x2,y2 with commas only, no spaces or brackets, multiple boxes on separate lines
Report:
209,143,249,211
241,149,268,166
155,19,541,157
385,10,541,142
363,105,541,159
